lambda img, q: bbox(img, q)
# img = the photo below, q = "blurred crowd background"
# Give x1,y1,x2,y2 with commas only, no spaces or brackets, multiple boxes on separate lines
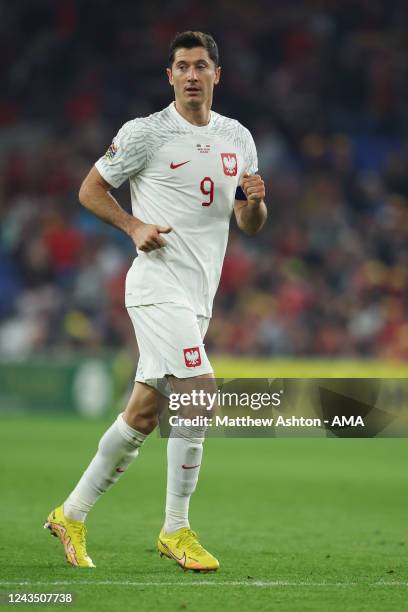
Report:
1,0,408,360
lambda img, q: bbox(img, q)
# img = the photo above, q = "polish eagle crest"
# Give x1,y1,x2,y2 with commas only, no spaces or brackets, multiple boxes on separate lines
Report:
183,347,202,367
221,153,238,176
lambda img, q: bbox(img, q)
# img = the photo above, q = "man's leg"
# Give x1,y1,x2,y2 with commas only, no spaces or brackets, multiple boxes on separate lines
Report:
63,382,160,521
158,373,219,571
45,381,161,567
126,303,218,570
164,373,215,533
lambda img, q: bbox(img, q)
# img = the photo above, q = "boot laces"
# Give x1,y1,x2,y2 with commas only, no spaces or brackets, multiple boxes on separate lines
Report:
177,529,205,556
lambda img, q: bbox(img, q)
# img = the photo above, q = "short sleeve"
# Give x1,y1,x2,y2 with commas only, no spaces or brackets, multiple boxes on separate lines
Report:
95,120,147,188
242,128,258,176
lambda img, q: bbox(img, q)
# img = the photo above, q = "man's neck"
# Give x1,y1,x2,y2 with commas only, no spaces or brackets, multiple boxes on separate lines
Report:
174,101,211,127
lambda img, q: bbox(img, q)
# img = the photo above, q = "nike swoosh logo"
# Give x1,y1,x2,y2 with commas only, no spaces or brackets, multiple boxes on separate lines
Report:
170,161,190,169
160,540,187,566
182,464,201,470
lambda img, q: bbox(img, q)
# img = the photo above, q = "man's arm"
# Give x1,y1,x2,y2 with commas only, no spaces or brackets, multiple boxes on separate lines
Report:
233,173,267,236
79,166,171,252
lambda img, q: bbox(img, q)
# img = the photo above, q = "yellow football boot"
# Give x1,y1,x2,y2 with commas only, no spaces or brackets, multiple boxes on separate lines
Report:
44,505,95,568
158,527,219,572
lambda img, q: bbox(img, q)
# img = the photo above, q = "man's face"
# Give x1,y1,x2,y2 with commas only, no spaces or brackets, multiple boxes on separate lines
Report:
167,47,221,109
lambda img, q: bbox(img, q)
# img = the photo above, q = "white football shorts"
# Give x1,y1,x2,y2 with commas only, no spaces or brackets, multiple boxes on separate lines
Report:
127,302,213,389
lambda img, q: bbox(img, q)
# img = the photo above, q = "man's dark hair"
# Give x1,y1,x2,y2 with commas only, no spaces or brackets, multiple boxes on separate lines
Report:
168,31,219,67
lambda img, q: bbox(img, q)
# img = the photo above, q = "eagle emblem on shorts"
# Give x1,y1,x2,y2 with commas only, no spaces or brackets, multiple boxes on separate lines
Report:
183,347,202,368
221,153,237,176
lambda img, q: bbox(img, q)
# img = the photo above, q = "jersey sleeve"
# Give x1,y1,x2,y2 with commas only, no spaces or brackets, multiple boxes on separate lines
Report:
242,128,258,176
95,120,147,188
235,127,259,200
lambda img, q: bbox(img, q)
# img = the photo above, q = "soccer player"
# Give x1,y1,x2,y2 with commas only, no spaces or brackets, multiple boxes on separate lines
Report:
45,31,266,572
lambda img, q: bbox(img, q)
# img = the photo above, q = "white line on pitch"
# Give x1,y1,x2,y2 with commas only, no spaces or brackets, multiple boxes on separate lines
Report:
0,581,407,588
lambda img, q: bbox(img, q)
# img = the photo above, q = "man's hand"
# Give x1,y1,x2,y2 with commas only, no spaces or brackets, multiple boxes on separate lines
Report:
128,221,172,252
79,167,173,253
234,172,267,235
241,173,265,206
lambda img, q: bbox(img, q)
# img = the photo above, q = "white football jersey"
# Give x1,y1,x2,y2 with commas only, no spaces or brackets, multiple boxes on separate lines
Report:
95,102,258,316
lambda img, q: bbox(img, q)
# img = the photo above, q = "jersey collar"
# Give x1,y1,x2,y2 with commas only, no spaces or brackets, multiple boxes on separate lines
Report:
169,102,214,131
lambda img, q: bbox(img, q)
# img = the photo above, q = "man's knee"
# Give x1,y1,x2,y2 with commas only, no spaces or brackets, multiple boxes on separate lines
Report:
169,373,217,417
126,412,158,434
123,382,161,434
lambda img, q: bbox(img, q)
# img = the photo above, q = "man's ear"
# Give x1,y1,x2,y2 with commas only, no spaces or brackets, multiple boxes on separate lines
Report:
214,66,221,86
166,68,174,86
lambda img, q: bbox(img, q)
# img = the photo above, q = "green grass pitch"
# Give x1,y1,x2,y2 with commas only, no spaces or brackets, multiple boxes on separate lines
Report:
1,359,407,611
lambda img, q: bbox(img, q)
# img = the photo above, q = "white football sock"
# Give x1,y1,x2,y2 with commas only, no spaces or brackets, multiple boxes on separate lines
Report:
164,424,205,533
64,413,146,522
